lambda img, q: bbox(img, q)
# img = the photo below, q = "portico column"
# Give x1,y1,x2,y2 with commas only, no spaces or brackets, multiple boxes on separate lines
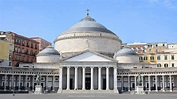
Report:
52,75,55,91
4,74,7,91
11,75,14,91
128,76,130,91
98,67,101,90
45,75,48,91
113,67,118,93
82,67,85,90
148,75,151,92
162,75,165,92
169,75,172,92
25,75,28,91
134,76,136,91
155,75,158,92
74,67,78,90
58,67,63,93
32,75,34,91
121,76,124,91
66,67,70,90
18,75,21,91
142,76,144,87
91,67,94,90
106,67,109,90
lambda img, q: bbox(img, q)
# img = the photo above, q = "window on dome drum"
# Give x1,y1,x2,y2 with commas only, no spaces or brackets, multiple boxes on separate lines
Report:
164,55,168,60
157,63,161,67
171,55,174,60
139,57,143,62
172,63,175,67
150,56,154,61
164,63,168,68
157,56,160,60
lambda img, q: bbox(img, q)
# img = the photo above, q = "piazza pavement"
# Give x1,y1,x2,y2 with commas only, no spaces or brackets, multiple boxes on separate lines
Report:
0,93,177,99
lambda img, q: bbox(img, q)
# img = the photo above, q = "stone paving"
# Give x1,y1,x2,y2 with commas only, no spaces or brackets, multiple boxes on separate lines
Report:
0,93,177,99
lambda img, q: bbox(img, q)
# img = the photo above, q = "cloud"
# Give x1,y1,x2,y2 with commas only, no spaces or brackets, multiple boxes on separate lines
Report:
149,0,177,9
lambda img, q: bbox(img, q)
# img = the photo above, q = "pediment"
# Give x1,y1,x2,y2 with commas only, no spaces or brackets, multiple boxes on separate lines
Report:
65,52,113,62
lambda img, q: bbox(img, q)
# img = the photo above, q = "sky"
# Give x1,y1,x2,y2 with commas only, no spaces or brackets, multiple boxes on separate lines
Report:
0,0,177,45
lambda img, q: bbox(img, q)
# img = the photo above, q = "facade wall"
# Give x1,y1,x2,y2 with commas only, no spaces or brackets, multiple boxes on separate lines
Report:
139,53,157,64
30,37,51,51
156,53,177,68
3,32,39,67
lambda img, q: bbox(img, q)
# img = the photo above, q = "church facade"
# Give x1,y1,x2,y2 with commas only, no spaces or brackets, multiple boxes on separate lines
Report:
0,13,177,93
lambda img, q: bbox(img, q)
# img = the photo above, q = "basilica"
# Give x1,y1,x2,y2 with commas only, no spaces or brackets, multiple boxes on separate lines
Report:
0,13,177,94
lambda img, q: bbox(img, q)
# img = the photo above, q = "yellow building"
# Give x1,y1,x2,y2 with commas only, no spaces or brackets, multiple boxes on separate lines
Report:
0,40,10,61
138,52,157,64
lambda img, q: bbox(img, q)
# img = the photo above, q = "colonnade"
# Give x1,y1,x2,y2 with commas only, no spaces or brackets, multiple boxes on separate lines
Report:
0,74,56,91
119,75,174,92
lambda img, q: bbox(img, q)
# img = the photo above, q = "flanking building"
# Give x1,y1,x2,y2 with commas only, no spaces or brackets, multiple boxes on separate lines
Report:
0,13,177,93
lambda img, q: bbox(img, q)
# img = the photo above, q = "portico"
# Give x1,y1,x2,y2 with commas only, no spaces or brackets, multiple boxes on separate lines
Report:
57,51,118,93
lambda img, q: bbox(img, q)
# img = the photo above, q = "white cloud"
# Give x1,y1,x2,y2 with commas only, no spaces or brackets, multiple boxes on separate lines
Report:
149,0,177,9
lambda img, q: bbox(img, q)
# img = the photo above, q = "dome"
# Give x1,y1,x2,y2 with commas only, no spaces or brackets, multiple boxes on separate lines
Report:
60,15,115,35
114,47,139,63
37,46,60,63
115,47,137,56
37,46,60,56
54,13,122,58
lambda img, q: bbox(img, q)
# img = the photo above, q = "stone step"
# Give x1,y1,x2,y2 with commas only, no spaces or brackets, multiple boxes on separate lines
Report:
61,90,116,94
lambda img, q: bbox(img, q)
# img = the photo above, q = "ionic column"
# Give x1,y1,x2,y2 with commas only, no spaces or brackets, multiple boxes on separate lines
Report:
98,67,101,90
155,75,158,92
162,75,165,92
134,76,136,91
121,76,124,91
32,75,34,91
90,67,94,90
82,67,85,90
4,74,7,91
25,75,28,91
128,76,130,91
142,76,144,87
113,67,118,93
106,67,109,90
169,75,172,92
148,75,151,92
58,67,63,93
66,67,70,90
45,75,48,91
18,75,21,91
11,75,14,91
74,67,78,90
52,75,55,91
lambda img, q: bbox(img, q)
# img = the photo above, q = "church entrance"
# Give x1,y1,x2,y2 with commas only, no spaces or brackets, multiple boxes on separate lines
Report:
103,79,106,90
85,77,91,90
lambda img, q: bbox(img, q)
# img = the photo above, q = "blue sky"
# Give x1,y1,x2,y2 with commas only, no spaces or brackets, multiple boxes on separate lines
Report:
0,0,177,45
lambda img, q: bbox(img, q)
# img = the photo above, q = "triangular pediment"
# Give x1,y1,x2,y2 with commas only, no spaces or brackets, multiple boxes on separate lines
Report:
65,52,113,62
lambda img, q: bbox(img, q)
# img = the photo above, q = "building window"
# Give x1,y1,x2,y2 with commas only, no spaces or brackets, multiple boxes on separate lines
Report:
157,56,160,60
164,63,168,68
144,56,148,60
171,55,174,60
150,56,154,61
172,63,174,67
157,63,161,67
164,55,167,60
139,57,143,62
